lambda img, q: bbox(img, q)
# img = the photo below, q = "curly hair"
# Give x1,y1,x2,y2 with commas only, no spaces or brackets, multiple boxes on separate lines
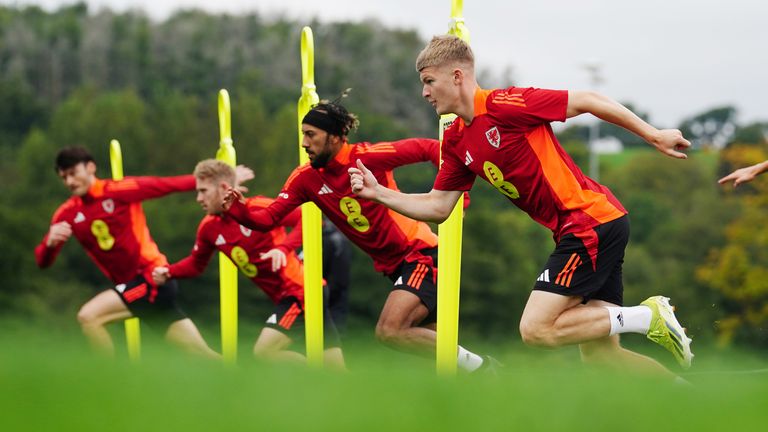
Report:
302,89,359,137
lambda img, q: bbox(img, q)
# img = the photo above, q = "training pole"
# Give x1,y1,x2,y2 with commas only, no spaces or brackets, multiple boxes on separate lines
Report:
297,26,324,367
216,89,239,364
109,139,142,362
436,0,470,376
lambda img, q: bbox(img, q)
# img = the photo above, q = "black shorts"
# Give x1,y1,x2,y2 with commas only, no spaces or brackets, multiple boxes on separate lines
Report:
113,275,187,329
387,247,438,325
264,296,342,348
533,216,629,306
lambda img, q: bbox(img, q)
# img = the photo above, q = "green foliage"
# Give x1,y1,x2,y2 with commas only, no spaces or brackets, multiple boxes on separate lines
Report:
603,151,735,342
697,145,768,347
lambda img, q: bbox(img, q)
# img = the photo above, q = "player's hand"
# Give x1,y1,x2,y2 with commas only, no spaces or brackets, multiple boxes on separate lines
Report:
234,165,255,193
718,165,759,187
46,221,72,247
348,159,380,201
222,187,246,211
653,129,691,159
152,266,170,285
260,248,287,272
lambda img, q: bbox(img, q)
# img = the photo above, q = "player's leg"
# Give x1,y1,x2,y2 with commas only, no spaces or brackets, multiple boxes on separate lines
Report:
378,253,485,371
323,347,346,371
132,277,220,359
519,290,608,346
257,296,346,369
253,326,305,363
577,300,678,379
520,218,628,347
376,289,434,354
520,217,692,368
164,318,221,359
77,289,133,355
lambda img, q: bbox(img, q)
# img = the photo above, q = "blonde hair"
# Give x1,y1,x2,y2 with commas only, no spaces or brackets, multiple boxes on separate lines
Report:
415,35,475,72
193,159,235,186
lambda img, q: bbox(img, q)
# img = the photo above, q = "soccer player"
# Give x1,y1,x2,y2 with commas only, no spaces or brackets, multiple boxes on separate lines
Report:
348,35,694,377
35,146,219,358
223,101,489,372
151,159,345,368
321,218,352,336
718,159,768,187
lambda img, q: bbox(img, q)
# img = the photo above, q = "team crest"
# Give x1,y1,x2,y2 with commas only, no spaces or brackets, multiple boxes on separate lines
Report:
240,225,252,237
102,199,115,214
485,126,501,148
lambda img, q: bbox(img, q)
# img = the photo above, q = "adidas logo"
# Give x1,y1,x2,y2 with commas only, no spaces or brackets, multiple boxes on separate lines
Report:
115,283,126,293
74,212,85,223
394,276,403,286
215,234,226,246
617,312,624,327
240,225,252,237
266,314,277,324
465,151,474,166
318,184,333,195
536,269,550,283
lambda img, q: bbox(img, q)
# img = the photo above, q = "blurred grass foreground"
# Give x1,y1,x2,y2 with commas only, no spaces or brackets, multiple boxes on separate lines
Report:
1,324,767,432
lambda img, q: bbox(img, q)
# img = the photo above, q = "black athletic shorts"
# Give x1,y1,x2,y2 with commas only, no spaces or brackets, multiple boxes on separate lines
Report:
264,296,342,348
533,216,629,306
113,275,187,329
387,247,438,325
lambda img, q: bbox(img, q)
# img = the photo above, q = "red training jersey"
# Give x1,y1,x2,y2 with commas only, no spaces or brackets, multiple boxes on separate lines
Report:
35,175,195,283
228,139,440,274
168,196,305,304
434,87,627,241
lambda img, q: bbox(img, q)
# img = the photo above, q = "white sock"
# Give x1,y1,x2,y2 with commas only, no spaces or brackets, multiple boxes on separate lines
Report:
606,306,652,336
457,346,483,372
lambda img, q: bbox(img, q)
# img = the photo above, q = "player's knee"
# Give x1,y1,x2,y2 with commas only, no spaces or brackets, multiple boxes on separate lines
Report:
77,308,100,328
375,321,403,346
253,343,279,359
519,320,558,348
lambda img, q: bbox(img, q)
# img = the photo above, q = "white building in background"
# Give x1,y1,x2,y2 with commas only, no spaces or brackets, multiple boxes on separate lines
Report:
592,136,623,154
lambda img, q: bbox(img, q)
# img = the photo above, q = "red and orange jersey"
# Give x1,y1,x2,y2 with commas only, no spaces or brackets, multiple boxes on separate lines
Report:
227,138,440,274
35,175,196,284
434,87,627,241
168,196,304,304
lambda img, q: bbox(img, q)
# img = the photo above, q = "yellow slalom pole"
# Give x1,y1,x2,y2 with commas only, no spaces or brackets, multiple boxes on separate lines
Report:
109,139,142,362
436,0,470,376
216,89,239,364
297,26,324,367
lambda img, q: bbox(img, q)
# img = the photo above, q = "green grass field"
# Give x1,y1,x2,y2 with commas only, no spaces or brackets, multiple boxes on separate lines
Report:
1,324,766,431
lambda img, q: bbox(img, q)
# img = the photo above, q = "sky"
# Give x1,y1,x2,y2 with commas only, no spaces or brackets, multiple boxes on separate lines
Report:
4,0,767,127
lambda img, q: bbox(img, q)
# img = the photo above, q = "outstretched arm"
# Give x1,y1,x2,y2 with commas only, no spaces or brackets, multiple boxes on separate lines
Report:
34,221,72,268
222,187,281,231
718,160,768,187
349,159,463,223
566,90,691,159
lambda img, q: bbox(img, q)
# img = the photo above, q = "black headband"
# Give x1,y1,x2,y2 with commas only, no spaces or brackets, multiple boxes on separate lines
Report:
302,109,344,136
